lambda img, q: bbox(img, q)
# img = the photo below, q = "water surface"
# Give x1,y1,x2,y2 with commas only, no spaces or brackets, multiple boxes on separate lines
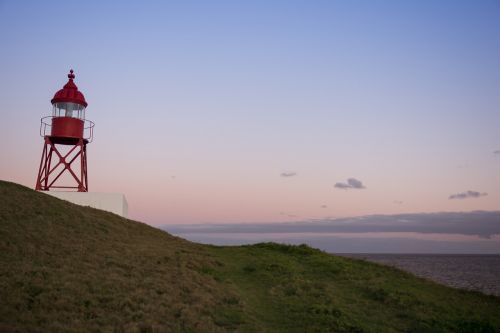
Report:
340,254,500,296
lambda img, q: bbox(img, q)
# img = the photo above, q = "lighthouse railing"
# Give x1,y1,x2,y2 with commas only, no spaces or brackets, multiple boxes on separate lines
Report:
84,119,95,143
40,116,95,142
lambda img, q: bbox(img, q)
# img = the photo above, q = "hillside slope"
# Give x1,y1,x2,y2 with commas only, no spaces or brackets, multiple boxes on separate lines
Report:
1,180,499,332
0,181,241,332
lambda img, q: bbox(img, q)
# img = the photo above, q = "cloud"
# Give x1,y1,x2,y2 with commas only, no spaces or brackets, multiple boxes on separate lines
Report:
280,172,297,177
334,178,366,190
163,211,500,238
494,150,500,156
320,204,327,208
449,191,488,200
279,211,298,218
393,200,403,205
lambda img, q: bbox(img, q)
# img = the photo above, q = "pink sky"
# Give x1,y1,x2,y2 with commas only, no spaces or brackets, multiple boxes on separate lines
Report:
1,1,499,226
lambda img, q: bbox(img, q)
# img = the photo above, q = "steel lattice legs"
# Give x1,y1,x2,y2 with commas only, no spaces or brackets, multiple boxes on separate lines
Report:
35,137,88,192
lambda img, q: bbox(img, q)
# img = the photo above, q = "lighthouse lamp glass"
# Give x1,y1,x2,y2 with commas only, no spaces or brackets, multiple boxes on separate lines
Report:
53,102,86,120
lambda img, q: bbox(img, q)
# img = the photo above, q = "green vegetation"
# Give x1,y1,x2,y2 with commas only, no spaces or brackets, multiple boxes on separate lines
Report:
1,180,499,332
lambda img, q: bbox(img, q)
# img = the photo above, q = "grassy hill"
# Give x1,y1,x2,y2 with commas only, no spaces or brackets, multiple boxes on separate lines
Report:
1,180,499,332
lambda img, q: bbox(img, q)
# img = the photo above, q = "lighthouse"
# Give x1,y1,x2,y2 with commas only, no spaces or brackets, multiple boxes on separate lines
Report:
35,70,128,217
36,70,94,192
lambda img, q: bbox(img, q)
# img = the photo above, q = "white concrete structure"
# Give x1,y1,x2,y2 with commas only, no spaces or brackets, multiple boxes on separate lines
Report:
46,192,128,218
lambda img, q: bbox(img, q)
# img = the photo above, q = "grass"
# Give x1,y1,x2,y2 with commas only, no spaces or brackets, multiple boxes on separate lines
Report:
209,243,500,332
1,180,499,332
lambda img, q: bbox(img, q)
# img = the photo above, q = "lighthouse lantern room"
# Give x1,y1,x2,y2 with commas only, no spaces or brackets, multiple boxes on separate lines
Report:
36,70,94,192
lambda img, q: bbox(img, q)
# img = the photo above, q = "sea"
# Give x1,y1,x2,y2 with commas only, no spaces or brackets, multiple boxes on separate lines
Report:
339,254,500,296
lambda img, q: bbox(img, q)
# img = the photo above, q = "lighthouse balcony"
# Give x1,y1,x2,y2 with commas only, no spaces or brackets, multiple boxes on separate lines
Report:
40,116,94,144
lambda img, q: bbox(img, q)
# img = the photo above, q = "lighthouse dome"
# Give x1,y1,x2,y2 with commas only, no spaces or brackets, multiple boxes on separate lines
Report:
51,70,88,108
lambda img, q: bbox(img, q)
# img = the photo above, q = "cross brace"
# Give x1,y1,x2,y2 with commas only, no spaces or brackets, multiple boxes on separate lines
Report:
35,137,88,192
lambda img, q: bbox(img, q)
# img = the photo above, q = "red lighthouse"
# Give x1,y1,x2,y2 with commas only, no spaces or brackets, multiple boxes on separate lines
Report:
36,70,94,192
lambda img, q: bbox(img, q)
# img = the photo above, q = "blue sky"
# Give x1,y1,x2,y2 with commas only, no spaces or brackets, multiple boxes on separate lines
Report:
1,1,499,228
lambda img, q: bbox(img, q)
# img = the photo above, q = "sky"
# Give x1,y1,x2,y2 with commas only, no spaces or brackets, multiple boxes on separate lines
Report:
1,1,500,230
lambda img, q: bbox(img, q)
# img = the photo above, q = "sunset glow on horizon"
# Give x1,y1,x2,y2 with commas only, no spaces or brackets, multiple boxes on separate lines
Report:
1,1,499,226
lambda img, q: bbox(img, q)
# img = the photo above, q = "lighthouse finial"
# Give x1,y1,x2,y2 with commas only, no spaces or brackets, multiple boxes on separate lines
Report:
68,69,75,80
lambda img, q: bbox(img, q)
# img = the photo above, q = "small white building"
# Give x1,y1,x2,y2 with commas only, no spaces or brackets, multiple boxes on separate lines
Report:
47,192,128,218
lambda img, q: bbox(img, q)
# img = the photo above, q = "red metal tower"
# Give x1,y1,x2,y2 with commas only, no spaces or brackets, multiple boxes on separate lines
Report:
35,70,94,192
